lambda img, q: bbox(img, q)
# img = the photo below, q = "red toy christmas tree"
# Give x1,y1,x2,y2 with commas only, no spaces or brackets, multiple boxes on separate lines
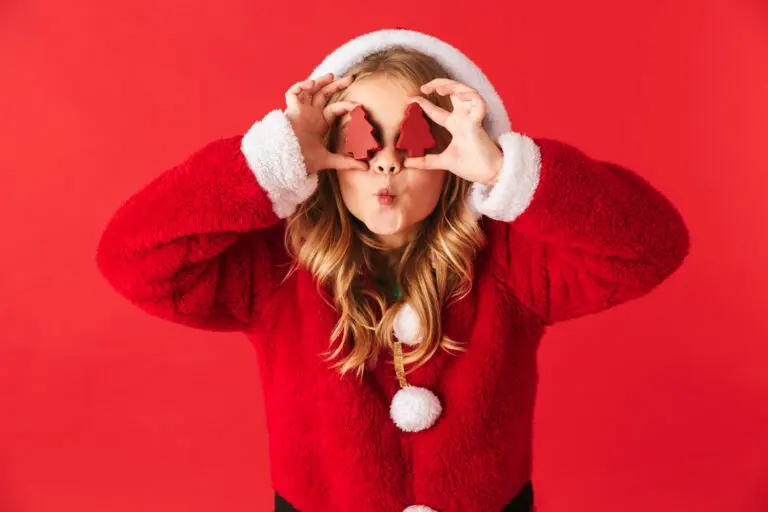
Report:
344,105,382,160
395,102,436,157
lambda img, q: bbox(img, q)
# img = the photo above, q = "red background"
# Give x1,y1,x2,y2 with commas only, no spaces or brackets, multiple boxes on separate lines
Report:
1,1,767,511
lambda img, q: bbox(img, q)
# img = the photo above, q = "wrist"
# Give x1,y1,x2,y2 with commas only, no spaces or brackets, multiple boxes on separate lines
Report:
467,131,541,222
241,109,319,218
479,143,503,186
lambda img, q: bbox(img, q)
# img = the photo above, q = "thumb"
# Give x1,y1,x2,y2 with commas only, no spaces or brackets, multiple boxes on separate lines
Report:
324,151,369,172
404,152,447,170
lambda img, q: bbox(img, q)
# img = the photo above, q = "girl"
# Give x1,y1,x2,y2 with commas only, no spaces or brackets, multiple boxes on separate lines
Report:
96,28,690,512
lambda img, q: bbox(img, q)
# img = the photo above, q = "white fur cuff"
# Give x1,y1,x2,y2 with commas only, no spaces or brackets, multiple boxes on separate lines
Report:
240,109,318,218
468,132,541,222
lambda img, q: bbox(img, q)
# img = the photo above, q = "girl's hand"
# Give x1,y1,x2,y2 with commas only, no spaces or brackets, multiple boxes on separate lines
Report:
403,78,503,185
284,73,369,175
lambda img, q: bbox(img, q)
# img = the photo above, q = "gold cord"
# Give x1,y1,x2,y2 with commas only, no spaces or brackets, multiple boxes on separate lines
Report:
392,341,408,388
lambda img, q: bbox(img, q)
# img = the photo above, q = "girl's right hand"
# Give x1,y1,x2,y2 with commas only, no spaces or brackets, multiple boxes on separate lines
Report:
284,73,369,175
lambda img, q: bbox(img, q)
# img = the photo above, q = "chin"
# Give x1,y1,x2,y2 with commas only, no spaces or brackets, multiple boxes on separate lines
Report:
364,214,405,235
366,223,402,236
357,206,411,238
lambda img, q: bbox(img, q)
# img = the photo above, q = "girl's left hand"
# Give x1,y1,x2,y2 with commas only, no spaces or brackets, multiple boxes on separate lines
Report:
404,78,503,185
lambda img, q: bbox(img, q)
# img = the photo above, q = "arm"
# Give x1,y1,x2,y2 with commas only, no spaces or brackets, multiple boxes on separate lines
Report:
471,132,691,326
95,110,316,332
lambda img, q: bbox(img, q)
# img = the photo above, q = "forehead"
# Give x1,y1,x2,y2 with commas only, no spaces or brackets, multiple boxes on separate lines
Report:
339,76,419,127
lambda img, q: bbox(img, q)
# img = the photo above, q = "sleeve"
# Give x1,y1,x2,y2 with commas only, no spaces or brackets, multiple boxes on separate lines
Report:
95,109,317,332
470,131,691,326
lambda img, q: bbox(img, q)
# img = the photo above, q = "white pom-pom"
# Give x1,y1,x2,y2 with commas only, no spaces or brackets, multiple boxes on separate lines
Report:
390,386,442,432
393,302,423,346
403,506,438,512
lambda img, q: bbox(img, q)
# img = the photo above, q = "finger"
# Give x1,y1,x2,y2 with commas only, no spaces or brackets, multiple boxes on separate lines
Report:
325,151,369,172
404,152,450,170
297,78,327,104
421,78,477,96
435,83,477,97
313,74,354,108
420,78,460,90
287,78,315,95
323,100,360,126
303,73,335,100
285,79,315,109
287,75,334,106
456,91,477,101
422,78,475,94
408,96,450,127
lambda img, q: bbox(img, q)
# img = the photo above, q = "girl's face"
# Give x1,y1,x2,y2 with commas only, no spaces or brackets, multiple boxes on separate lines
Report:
332,76,447,248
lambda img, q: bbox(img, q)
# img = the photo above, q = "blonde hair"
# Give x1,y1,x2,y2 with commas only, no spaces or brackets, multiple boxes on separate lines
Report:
285,46,485,380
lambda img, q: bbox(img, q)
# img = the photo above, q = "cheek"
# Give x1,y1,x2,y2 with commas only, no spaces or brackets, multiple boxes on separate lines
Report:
404,170,446,215
336,170,369,213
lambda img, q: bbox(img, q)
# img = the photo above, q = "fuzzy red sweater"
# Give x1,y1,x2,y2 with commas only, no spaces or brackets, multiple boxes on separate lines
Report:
96,109,690,512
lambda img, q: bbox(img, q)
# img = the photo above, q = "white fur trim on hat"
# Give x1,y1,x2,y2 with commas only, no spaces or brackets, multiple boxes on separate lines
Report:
390,385,442,432
403,506,439,512
393,302,423,346
240,109,318,219
468,131,541,222
308,29,511,143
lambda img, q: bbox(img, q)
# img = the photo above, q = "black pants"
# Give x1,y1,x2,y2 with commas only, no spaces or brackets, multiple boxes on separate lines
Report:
275,480,534,511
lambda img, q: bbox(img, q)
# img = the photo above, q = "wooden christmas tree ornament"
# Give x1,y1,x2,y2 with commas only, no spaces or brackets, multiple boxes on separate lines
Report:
343,105,382,160
395,102,436,158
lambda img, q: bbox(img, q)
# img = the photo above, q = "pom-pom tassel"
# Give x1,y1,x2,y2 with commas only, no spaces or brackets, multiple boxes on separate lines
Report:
393,302,423,346
390,385,443,432
389,340,442,432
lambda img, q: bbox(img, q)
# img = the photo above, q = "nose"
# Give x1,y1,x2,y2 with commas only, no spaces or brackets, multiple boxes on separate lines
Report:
369,145,403,175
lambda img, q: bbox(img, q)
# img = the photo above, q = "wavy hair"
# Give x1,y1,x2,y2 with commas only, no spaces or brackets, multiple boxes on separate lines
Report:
285,46,485,380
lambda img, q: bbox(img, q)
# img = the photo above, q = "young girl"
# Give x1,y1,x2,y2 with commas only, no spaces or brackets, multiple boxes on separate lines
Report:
96,28,690,512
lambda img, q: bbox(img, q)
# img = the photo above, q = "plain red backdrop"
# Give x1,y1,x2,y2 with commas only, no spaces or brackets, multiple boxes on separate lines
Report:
1,1,767,511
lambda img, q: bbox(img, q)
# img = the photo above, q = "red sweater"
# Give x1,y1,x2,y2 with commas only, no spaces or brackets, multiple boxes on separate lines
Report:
96,109,690,512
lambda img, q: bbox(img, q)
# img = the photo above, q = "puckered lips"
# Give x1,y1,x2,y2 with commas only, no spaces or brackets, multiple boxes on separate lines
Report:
375,187,396,206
